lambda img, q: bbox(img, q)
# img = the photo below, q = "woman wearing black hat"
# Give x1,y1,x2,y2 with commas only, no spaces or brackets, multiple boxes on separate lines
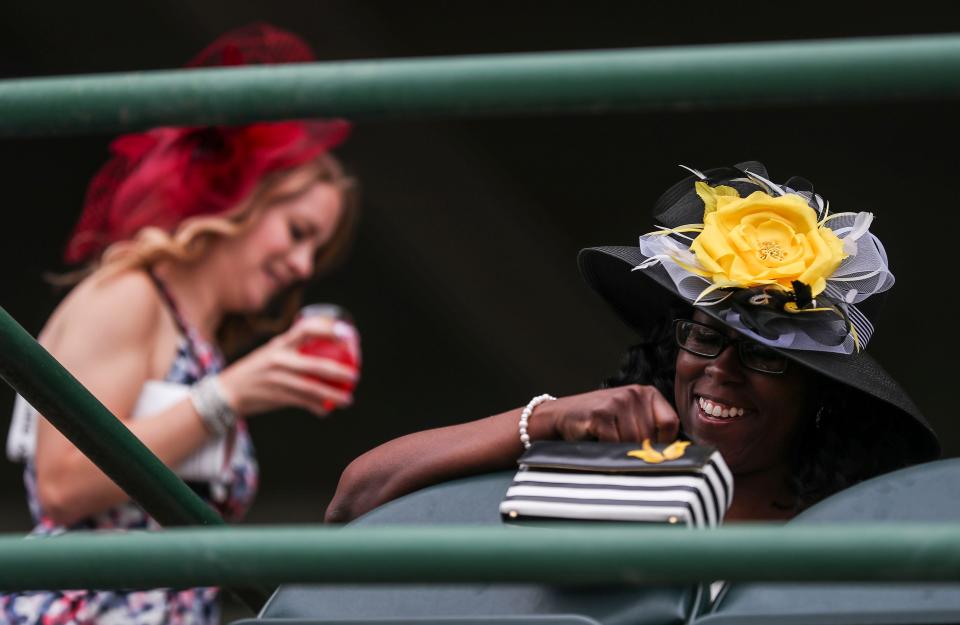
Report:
326,162,939,523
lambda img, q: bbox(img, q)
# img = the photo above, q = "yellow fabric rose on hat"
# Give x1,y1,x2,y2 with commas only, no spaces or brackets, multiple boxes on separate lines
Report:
689,182,846,296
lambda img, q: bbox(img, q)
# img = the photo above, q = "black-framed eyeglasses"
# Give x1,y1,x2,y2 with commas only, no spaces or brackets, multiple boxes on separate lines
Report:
673,319,789,375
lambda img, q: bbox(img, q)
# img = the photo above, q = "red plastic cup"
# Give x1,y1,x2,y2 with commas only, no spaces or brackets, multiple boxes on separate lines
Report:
296,304,361,411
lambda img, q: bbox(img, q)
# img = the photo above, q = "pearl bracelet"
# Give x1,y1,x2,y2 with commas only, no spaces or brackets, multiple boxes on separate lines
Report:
519,393,556,450
190,375,237,437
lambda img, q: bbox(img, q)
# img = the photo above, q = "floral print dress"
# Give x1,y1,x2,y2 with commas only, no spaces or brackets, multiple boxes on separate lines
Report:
0,277,258,625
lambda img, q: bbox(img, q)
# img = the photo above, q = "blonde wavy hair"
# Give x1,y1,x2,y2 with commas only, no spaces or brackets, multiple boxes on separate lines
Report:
68,154,358,354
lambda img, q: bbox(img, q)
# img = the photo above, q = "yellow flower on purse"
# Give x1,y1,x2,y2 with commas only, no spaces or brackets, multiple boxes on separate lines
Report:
689,182,847,297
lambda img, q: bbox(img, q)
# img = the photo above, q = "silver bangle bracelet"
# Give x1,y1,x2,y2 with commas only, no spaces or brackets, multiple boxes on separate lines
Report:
190,375,237,437
519,394,556,450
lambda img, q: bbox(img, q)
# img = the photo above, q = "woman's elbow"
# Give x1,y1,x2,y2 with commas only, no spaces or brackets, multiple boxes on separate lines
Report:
325,457,387,524
323,498,352,524
36,478,85,527
35,457,106,526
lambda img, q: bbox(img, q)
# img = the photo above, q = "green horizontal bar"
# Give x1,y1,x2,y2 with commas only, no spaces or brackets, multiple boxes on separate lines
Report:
0,307,270,609
1,524,959,591
2,34,960,136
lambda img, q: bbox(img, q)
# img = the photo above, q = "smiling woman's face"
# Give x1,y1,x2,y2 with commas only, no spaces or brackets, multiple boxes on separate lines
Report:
674,310,813,474
210,180,344,313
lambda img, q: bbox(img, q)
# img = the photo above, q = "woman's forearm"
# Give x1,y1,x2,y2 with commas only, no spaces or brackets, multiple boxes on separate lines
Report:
36,399,212,526
325,405,557,523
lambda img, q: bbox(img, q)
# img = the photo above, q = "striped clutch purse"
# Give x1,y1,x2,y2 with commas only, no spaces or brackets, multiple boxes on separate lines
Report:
500,440,733,528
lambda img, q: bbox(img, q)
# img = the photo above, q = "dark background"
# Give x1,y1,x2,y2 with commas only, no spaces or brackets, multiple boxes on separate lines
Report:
1,2,959,533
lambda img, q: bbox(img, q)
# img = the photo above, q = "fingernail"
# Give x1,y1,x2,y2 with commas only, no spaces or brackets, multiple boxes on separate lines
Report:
333,321,354,340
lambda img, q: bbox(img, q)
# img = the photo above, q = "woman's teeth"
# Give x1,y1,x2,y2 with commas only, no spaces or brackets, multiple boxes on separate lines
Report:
698,396,745,419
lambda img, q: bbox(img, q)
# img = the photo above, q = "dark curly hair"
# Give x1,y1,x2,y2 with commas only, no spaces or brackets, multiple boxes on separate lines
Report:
601,306,926,511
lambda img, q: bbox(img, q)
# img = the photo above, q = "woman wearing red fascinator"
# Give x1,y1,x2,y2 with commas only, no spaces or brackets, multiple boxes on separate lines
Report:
2,24,359,625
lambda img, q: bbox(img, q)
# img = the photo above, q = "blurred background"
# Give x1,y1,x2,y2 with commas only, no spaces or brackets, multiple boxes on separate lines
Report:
1,2,958,533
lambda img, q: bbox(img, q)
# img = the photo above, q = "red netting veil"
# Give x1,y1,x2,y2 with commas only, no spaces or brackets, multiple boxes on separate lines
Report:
64,23,350,264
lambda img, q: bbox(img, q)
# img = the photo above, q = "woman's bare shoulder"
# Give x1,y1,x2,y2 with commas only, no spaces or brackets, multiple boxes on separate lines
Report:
43,270,165,353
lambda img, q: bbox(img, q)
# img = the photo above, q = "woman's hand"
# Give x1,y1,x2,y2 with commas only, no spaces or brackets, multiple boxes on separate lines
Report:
532,385,680,444
218,315,358,418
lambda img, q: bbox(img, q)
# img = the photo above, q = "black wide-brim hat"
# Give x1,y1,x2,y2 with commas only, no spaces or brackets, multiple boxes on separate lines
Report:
578,162,940,460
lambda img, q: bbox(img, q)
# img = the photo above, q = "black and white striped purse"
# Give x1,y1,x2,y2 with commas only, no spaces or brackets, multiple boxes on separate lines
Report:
500,440,733,528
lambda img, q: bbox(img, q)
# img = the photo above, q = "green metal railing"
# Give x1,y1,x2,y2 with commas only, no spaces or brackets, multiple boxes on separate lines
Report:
0,307,221,528
1,524,959,590
0,307,270,608
1,34,960,136
2,32,960,610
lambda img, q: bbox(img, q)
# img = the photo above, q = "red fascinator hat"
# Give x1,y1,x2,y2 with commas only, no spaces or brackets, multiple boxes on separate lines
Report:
65,23,351,264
